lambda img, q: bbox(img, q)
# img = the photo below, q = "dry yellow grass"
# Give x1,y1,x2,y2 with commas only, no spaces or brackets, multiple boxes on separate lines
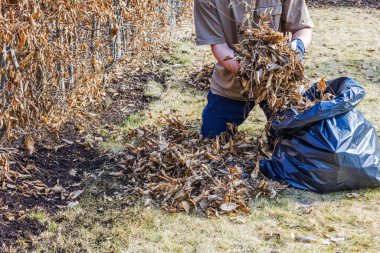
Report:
31,7,380,253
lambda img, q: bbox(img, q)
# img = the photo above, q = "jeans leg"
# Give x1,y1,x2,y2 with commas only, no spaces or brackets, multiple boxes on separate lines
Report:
201,91,255,138
259,100,278,150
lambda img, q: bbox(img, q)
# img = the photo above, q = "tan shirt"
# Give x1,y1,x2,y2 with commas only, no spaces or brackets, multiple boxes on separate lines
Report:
194,0,314,100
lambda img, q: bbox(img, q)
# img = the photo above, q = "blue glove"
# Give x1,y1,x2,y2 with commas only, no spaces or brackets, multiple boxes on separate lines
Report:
290,38,305,60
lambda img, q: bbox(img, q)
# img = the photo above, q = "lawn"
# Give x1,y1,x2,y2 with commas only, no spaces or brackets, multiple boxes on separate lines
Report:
27,7,380,253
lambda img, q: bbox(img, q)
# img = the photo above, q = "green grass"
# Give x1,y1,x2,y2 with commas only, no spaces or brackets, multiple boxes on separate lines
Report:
144,80,164,99
162,42,194,65
28,211,48,224
31,7,380,253
121,112,145,129
33,189,380,252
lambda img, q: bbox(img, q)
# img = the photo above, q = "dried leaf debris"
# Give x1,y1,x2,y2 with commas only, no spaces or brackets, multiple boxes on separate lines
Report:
234,18,333,119
119,116,286,217
0,155,75,203
186,63,214,91
0,141,108,228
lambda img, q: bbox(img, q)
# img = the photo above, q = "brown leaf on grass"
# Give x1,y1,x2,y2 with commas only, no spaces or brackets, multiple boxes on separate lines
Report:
263,232,281,241
24,136,35,155
220,202,238,212
326,226,336,232
181,201,190,213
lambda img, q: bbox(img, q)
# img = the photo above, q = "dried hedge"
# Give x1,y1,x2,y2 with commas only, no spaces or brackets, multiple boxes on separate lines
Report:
0,0,191,149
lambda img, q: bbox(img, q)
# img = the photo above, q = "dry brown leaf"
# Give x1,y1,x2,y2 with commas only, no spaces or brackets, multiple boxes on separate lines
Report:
220,202,238,212
24,136,35,155
181,201,190,213
32,11,41,20
317,78,327,92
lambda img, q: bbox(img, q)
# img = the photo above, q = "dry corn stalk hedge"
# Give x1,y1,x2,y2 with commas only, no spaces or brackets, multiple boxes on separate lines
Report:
0,0,191,150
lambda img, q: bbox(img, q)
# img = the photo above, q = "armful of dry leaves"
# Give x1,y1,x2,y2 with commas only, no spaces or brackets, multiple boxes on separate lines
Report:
233,17,334,120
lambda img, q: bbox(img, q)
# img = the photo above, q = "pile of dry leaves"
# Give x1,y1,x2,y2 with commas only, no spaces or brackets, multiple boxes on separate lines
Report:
119,116,286,217
235,19,332,118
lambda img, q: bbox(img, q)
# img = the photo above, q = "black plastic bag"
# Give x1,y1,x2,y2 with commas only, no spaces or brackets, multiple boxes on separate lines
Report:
260,77,380,193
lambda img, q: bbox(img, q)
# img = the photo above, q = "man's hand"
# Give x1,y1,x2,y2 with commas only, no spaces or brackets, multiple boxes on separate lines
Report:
291,27,312,60
290,38,306,59
211,43,240,74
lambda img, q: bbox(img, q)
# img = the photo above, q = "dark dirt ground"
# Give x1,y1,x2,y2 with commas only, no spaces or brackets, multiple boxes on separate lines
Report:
0,142,108,250
0,214,45,250
101,70,166,126
0,69,166,251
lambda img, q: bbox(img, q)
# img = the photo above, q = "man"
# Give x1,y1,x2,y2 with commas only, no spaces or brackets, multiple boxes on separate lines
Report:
194,0,314,138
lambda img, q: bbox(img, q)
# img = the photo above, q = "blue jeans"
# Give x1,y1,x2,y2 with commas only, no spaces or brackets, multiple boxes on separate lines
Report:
201,91,270,138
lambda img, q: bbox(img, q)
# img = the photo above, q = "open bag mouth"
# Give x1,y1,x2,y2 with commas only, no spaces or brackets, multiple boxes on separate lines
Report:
271,77,366,132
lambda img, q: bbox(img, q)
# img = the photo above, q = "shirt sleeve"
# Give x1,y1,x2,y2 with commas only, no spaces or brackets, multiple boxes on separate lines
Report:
281,0,314,32
194,0,226,46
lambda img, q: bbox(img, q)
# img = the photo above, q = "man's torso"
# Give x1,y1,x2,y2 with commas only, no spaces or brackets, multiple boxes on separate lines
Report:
210,0,284,100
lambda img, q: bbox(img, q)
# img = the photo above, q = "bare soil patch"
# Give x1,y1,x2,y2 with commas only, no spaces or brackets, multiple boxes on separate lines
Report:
0,215,45,251
101,70,167,126
0,142,108,250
